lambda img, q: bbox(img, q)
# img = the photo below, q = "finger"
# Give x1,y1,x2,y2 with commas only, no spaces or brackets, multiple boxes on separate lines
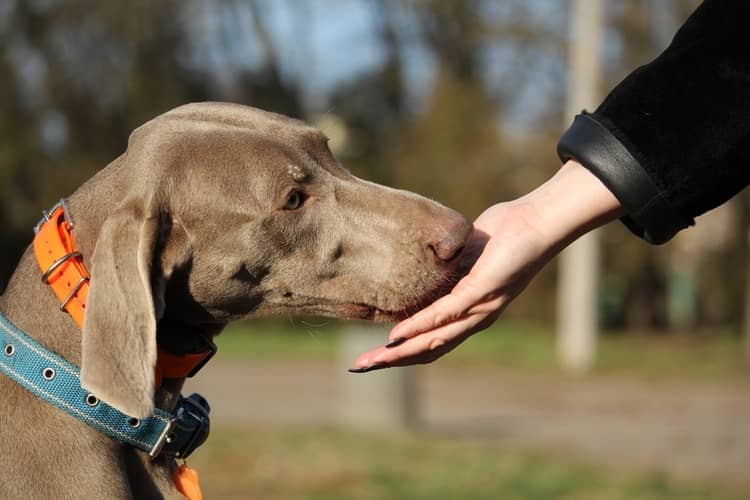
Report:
350,344,391,370
465,293,506,316
376,311,492,366
350,313,484,370
350,304,504,371
354,294,505,369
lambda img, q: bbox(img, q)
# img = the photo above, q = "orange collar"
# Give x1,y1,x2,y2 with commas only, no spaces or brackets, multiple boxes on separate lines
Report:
32,200,214,388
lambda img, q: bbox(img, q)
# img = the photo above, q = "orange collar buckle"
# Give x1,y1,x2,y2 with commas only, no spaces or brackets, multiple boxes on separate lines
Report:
33,200,90,328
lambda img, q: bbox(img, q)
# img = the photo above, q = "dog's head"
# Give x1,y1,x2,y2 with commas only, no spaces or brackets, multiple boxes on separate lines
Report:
78,103,472,417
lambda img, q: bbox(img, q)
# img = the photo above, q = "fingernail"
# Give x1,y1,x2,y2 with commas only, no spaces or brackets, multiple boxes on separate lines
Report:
348,362,388,373
385,337,407,348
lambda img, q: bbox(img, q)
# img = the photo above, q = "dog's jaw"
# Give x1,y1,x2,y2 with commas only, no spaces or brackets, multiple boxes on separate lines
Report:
261,269,462,323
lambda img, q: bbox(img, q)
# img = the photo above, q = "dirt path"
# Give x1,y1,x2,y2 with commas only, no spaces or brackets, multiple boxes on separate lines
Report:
186,360,750,485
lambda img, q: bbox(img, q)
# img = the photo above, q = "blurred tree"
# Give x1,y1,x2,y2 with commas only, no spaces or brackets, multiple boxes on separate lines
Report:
321,0,407,186
390,0,566,218
1,0,745,339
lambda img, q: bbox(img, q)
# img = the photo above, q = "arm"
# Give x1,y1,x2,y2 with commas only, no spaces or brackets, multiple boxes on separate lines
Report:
351,160,622,370
563,0,750,244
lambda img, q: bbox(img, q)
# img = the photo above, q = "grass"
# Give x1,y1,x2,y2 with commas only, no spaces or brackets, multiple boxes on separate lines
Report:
216,319,750,383
190,424,746,500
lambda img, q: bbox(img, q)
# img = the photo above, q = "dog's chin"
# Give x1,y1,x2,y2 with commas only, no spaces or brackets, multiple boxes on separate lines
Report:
373,267,469,322
337,303,409,323
340,282,455,323
298,266,467,323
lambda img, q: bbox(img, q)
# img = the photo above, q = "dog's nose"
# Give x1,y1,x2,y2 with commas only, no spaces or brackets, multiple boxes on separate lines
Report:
427,214,472,264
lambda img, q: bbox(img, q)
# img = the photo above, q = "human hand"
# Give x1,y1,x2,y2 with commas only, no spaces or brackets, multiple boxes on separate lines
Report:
350,160,623,371
349,201,553,370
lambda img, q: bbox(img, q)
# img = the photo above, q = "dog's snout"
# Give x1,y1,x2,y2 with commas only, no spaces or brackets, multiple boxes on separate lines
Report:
426,214,472,264
429,237,464,262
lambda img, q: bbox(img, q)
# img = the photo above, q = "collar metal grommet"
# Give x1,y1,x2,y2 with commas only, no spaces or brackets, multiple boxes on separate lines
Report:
127,417,141,429
85,394,99,407
3,344,14,356
42,367,56,380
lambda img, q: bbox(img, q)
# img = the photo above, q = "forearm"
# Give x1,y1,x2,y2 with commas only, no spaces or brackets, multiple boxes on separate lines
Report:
517,159,623,254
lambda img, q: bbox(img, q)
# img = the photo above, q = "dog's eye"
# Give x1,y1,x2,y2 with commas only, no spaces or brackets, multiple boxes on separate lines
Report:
283,190,307,210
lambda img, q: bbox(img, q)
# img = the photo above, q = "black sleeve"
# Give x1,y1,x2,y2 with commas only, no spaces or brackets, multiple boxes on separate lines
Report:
557,0,750,244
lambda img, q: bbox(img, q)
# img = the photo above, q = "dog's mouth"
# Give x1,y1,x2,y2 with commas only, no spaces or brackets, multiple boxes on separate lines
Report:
343,280,457,323
275,283,453,323
344,303,424,322
342,303,402,322
360,248,479,322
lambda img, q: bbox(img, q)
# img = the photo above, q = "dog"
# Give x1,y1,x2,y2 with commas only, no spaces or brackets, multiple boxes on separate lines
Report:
0,102,471,498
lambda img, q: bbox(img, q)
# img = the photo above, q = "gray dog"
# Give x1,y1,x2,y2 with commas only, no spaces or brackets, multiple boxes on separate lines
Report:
0,102,471,498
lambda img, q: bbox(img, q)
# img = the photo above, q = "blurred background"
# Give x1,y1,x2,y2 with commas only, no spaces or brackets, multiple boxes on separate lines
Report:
2,0,750,498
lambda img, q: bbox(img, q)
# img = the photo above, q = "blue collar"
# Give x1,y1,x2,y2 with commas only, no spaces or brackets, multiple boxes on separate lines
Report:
0,312,210,459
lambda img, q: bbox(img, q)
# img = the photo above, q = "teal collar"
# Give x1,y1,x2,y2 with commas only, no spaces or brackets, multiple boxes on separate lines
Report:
0,312,210,459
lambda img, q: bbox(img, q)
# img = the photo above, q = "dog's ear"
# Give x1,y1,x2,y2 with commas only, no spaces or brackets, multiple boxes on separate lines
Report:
80,200,189,418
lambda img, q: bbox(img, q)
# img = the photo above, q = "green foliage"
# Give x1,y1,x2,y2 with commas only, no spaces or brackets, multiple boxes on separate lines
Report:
391,72,508,218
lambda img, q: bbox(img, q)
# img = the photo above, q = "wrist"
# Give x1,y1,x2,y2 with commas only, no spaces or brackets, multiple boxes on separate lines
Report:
519,159,623,251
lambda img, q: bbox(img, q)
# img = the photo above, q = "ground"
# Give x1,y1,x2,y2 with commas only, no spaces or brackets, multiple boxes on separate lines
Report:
186,358,750,492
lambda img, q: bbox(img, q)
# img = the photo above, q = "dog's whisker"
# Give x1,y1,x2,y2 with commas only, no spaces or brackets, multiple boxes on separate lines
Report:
300,319,329,328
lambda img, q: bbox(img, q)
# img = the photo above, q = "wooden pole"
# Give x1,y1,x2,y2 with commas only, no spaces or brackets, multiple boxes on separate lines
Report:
743,226,750,363
339,324,418,429
557,0,604,374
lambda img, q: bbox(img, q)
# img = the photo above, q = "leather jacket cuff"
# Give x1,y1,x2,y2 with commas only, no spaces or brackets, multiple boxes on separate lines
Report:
557,113,694,244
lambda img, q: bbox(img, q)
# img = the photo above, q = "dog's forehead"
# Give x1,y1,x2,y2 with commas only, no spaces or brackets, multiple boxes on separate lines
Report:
156,102,328,153
131,103,348,185
160,102,325,142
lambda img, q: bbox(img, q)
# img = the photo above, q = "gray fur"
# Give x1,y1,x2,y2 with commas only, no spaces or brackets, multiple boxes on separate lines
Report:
0,102,470,498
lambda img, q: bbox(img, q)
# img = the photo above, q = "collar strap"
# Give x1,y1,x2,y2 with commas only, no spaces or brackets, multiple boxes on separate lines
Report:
0,312,209,459
33,200,89,328
155,343,216,388
32,199,214,382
